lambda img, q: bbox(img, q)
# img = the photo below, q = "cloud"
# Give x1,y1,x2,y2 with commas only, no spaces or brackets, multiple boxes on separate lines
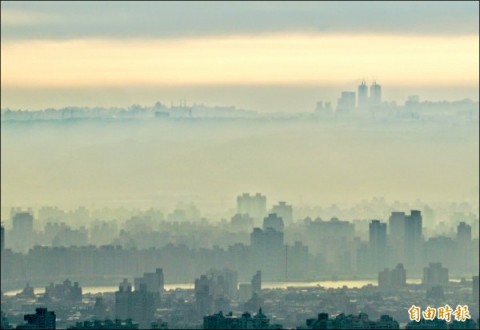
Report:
1,2,478,41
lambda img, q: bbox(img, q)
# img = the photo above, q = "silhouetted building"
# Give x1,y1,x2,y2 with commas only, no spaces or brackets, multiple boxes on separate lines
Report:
17,308,56,330
93,297,107,320
370,82,382,107
194,269,238,317
388,211,406,263
207,268,238,301
237,193,267,222
423,262,449,288
378,264,406,290
134,268,164,307
271,202,293,226
203,309,270,330
45,279,82,302
369,220,387,271
195,275,214,318
357,81,369,109
115,279,155,329
405,210,423,270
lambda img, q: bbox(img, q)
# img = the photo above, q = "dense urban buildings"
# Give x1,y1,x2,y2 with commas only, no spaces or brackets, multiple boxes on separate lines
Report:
2,1,478,329
1,200,478,328
17,308,56,330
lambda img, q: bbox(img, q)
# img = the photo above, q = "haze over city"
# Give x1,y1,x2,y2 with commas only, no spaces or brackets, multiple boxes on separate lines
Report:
1,1,479,330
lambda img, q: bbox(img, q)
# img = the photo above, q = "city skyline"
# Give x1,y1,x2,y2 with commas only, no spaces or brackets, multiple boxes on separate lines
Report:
1,1,478,329
1,2,479,112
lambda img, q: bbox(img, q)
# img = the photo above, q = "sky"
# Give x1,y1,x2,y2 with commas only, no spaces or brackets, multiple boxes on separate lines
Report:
1,1,479,112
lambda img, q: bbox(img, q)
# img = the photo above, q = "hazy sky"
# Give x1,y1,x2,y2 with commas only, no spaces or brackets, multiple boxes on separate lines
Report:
1,1,479,112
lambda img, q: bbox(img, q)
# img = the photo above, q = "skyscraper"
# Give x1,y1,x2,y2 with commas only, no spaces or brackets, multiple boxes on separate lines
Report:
405,210,423,270
369,81,382,107
388,212,406,263
369,220,387,271
357,81,368,109
388,212,406,241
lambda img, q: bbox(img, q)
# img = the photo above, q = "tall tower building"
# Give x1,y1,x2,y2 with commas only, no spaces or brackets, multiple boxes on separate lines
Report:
405,210,423,270
388,212,406,263
369,220,387,271
369,81,382,107
357,81,368,109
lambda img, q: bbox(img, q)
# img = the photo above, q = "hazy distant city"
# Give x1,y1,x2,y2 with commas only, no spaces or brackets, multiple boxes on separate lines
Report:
1,1,479,330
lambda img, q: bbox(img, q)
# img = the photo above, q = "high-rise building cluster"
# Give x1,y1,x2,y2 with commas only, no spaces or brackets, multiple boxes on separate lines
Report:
334,81,383,113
